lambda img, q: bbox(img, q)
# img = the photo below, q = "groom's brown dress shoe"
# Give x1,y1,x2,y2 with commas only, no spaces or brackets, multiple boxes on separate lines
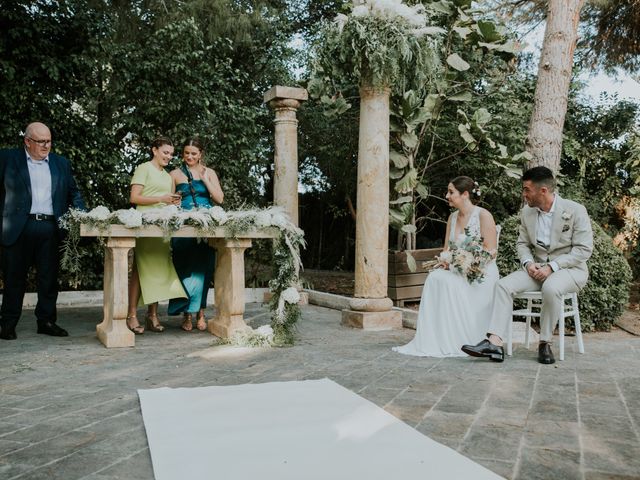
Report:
538,342,555,364
461,339,504,362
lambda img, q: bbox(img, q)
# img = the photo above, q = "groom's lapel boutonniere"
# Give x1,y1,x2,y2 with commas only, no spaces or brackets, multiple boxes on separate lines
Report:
561,210,572,232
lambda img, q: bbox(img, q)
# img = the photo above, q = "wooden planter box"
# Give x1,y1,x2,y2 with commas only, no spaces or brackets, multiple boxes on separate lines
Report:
388,247,443,307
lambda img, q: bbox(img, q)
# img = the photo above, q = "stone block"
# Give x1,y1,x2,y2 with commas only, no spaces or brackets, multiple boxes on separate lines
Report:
341,309,402,330
263,85,308,103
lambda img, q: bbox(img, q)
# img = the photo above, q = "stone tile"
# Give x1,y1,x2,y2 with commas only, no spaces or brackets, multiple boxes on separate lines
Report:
580,414,638,443
584,472,640,479
384,391,439,426
459,425,522,461
0,438,28,456
516,447,582,480
417,411,475,439
582,435,640,476
433,380,491,415
358,387,403,407
14,450,117,480
523,420,580,451
579,394,627,416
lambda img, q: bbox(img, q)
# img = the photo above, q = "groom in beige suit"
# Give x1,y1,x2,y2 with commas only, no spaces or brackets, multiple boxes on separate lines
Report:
462,166,593,364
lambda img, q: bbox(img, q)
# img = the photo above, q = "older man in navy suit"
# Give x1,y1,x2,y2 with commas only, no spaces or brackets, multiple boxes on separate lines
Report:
0,122,86,340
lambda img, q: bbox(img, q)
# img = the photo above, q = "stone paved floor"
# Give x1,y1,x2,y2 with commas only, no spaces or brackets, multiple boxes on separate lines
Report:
1,303,640,480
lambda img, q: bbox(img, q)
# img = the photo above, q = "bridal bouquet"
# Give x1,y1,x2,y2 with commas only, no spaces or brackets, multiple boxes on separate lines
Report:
438,228,493,284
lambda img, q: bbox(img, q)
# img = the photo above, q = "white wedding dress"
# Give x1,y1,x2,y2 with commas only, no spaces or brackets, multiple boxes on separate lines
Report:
393,207,499,357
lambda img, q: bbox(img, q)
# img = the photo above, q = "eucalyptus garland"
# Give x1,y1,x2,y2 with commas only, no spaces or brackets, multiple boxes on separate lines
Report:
59,205,305,346
310,0,443,94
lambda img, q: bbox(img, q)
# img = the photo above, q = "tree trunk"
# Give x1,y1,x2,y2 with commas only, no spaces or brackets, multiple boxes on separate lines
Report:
525,0,585,172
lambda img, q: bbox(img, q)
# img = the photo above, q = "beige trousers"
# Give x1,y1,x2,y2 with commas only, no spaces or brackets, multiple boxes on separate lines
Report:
487,269,580,343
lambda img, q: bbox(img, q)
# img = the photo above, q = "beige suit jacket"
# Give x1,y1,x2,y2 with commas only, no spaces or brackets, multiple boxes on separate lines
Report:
516,195,594,287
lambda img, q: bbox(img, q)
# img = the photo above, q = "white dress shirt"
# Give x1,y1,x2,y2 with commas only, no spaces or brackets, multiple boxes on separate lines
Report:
25,149,54,215
524,195,560,272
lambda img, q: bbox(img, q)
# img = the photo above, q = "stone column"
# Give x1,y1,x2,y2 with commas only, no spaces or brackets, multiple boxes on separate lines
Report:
264,85,309,305
208,238,253,338
341,85,402,330
96,237,136,347
263,85,308,226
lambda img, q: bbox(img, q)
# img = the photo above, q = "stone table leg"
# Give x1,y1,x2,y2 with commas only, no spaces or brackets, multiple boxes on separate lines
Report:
208,239,252,338
97,237,136,348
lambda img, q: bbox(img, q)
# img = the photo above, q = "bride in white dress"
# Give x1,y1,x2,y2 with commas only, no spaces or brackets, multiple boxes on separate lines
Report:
393,176,499,357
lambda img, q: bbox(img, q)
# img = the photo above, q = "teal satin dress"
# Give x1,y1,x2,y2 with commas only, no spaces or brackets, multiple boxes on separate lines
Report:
168,180,216,315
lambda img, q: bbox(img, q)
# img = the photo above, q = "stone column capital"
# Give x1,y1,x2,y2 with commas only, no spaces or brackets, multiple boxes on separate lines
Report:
263,85,308,105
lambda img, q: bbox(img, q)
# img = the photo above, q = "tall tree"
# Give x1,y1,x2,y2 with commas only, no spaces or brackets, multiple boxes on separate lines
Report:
525,0,585,171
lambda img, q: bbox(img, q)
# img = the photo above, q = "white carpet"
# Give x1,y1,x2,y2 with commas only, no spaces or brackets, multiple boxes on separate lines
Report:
138,378,503,480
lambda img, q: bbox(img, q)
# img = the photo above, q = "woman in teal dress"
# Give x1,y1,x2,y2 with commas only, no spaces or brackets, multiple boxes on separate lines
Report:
169,138,224,331
126,136,187,334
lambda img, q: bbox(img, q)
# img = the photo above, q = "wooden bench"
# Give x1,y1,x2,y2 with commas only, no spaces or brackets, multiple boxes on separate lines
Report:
388,247,443,307
81,224,278,348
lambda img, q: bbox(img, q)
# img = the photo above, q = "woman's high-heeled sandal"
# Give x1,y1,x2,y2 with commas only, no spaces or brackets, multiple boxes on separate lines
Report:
181,313,193,332
126,316,144,335
145,314,165,333
196,312,207,331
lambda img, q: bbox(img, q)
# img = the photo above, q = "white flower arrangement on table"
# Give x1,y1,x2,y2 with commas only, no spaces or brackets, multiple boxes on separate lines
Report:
59,205,305,346
437,227,493,284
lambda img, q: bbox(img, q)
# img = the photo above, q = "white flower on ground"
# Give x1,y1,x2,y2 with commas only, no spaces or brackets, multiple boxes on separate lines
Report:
255,325,274,338
209,206,228,224
116,209,143,228
88,206,110,221
281,287,301,305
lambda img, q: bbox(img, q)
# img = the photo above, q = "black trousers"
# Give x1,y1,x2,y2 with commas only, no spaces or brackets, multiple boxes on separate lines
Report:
0,219,60,329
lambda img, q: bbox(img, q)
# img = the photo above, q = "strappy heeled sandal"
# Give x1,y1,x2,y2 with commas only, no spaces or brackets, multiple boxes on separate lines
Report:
181,313,193,332
196,311,207,331
126,316,144,335
145,314,165,333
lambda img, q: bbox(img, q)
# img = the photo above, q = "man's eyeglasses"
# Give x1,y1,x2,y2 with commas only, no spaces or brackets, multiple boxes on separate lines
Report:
27,137,52,146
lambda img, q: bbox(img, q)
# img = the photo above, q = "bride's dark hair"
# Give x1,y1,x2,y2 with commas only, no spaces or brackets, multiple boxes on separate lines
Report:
451,176,481,205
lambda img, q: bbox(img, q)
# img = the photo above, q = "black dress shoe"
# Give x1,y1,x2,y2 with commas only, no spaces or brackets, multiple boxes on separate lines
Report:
461,339,504,362
0,326,17,340
37,323,69,337
538,342,555,364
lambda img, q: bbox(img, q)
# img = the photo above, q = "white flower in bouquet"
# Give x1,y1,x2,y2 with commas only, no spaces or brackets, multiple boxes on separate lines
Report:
455,249,474,271
88,206,111,221
281,286,301,305
209,206,228,224
116,208,143,228
447,228,493,284
437,250,452,264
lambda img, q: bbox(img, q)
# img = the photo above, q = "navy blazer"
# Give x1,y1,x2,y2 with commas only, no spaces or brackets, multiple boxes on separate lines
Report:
0,148,86,246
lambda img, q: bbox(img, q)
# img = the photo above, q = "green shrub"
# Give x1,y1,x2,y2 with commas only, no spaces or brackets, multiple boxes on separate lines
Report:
496,215,631,331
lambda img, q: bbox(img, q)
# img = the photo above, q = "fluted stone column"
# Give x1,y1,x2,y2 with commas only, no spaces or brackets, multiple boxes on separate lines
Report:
264,85,309,305
341,86,402,330
264,85,308,226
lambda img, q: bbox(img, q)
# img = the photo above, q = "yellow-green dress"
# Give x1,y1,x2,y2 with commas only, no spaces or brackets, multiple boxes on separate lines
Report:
131,161,187,305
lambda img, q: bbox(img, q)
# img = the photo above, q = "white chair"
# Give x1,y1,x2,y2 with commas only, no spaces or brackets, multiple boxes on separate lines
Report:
506,291,584,361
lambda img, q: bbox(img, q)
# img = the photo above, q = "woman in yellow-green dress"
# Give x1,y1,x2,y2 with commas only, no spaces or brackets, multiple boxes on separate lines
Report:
126,136,186,334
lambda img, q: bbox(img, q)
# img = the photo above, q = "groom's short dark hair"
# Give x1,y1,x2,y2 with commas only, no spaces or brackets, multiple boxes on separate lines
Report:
522,166,555,191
